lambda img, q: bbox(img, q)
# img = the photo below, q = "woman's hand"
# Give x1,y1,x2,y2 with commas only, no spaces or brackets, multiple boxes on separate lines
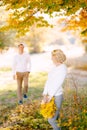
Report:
41,95,52,104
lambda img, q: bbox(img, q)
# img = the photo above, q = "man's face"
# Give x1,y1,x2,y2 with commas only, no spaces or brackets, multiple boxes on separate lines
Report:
18,44,24,52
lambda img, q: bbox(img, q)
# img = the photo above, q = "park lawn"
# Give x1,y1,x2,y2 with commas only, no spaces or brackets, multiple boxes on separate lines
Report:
0,72,47,107
0,71,87,130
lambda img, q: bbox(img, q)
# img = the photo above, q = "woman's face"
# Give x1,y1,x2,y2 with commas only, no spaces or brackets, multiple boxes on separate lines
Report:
52,55,57,64
52,55,61,66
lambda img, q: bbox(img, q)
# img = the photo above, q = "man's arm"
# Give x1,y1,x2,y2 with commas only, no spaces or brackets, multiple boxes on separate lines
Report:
12,56,16,80
27,54,31,73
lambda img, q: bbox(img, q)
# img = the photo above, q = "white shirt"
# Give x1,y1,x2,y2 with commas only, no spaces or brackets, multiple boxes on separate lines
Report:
43,64,67,97
12,52,31,75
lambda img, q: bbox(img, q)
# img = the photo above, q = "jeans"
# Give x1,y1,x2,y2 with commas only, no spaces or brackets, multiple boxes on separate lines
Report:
48,94,63,130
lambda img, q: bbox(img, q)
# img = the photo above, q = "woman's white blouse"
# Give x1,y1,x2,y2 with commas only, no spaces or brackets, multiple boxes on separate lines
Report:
43,64,67,97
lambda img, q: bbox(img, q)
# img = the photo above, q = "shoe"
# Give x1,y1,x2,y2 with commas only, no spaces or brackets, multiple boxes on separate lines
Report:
18,100,23,105
23,94,28,99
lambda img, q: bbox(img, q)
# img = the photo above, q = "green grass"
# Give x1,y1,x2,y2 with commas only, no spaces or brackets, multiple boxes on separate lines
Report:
0,72,47,105
0,71,87,130
0,67,11,71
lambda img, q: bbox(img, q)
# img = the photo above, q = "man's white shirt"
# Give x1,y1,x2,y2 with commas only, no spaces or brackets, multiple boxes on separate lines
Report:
12,52,31,75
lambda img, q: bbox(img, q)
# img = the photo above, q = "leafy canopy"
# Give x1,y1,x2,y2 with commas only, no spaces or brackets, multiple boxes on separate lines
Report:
0,0,87,36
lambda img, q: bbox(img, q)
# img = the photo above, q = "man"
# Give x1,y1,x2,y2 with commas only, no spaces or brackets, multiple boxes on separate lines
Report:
12,43,31,104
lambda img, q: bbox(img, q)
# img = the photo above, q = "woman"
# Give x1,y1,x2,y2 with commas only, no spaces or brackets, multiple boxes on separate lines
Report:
42,49,67,130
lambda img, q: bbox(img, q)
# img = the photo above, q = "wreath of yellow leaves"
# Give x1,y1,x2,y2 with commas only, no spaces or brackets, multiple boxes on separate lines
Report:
40,97,57,118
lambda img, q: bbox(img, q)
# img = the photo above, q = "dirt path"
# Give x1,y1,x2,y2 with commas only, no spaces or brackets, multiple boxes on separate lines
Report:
0,52,87,88
0,68,87,90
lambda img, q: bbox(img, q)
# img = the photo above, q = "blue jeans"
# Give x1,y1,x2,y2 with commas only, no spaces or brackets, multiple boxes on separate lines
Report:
48,94,63,130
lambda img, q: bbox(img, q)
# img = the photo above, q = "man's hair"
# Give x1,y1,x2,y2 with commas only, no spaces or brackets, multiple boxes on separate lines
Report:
18,43,25,47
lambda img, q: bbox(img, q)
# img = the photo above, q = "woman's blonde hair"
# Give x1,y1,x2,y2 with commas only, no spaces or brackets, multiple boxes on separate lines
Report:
52,49,66,63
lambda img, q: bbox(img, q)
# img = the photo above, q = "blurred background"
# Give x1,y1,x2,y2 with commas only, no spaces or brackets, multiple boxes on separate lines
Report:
0,1,87,88
0,1,87,129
